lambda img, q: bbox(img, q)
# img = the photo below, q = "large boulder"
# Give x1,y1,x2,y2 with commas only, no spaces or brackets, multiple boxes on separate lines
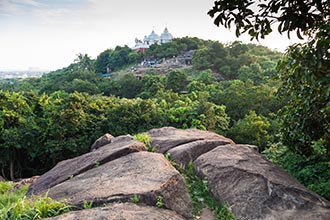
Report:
27,136,146,196
194,144,330,220
47,152,192,218
45,203,186,220
148,127,234,153
90,133,114,151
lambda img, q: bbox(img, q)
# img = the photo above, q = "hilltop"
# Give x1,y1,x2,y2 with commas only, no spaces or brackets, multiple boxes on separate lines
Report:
0,37,281,96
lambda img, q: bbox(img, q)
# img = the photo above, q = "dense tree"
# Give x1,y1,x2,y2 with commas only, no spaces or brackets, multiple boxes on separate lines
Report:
227,111,271,150
74,53,95,72
193,69,215,85
277,35,330,157
238,63,263,83
113,73,143,98
95,46,141,73
139,73,166,98
166,70,188,93
0,88,233,178
208,0,330,158
192,48,212,70
210,80,279,122
146,37,205,59
0,91,38,179
128,51,143,63
95,49,113,73
207,0,330,198
208,0,329,40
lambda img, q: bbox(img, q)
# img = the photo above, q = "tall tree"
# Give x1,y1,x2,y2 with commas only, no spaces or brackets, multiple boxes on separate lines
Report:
208,0,330,157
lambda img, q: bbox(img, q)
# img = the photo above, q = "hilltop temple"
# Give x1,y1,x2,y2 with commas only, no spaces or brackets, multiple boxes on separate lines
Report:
132,27,173,53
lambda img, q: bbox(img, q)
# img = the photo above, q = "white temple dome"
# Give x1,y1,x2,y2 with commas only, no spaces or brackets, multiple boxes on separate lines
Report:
160,27,173,43
147,30,160,44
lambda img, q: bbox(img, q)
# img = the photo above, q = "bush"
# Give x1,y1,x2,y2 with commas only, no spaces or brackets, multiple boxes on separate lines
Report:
133,133,155,152
0,182,28,210
263,143,330,200
227,111,271,150
0,182,71,220
0,182,13,194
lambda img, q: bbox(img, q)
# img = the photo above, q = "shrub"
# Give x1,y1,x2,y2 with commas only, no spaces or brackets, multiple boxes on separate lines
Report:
133,133,155,152
0,182,71,220
264,143,330,200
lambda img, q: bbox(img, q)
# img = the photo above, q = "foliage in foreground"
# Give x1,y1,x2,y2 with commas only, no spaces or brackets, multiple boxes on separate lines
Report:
0,182,71,220
0,182,28,210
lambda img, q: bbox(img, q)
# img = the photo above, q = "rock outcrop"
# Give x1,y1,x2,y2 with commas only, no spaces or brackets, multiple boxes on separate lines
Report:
28,136,146,196
27,127,330,220
194,144,330,220
45,203,186,220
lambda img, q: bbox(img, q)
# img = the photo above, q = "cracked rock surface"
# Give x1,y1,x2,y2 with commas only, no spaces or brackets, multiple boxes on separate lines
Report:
194,144,330,220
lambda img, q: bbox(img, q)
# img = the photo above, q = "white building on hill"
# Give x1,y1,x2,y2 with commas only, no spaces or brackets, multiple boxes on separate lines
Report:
132,27,173,53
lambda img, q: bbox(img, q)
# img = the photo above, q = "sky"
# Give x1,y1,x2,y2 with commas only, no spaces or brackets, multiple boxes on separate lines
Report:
0,0,303,71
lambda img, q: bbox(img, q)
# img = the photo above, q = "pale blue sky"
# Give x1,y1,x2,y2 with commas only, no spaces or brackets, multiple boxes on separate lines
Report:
0,0,302,71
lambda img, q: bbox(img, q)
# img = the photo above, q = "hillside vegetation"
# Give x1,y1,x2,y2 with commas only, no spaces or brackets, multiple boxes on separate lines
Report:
0,37,329,200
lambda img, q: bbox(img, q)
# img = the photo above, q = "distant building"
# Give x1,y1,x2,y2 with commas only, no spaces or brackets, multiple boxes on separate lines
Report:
132,27,174,53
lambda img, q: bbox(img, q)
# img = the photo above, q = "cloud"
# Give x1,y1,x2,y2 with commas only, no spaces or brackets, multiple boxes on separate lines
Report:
0,0,84,27
0,0,22,16
0,0,44,18
20,0,43,7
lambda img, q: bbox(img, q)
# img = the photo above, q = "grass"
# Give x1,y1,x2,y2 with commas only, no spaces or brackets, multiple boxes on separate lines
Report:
173,160,236,220
0,182,28,210
182,162,235,219
133,133,155,152
83,200,93,209
0,181,71,220
156,196,164,208
130,194,141,203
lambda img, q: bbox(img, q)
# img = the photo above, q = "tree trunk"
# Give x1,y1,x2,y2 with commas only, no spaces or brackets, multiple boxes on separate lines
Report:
10,159,15,180
1,166,7,180
17,150,22,178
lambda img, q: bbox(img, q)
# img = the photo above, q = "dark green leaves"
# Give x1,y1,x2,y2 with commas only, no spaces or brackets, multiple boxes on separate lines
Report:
277,24,330,157
209,0,329,40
